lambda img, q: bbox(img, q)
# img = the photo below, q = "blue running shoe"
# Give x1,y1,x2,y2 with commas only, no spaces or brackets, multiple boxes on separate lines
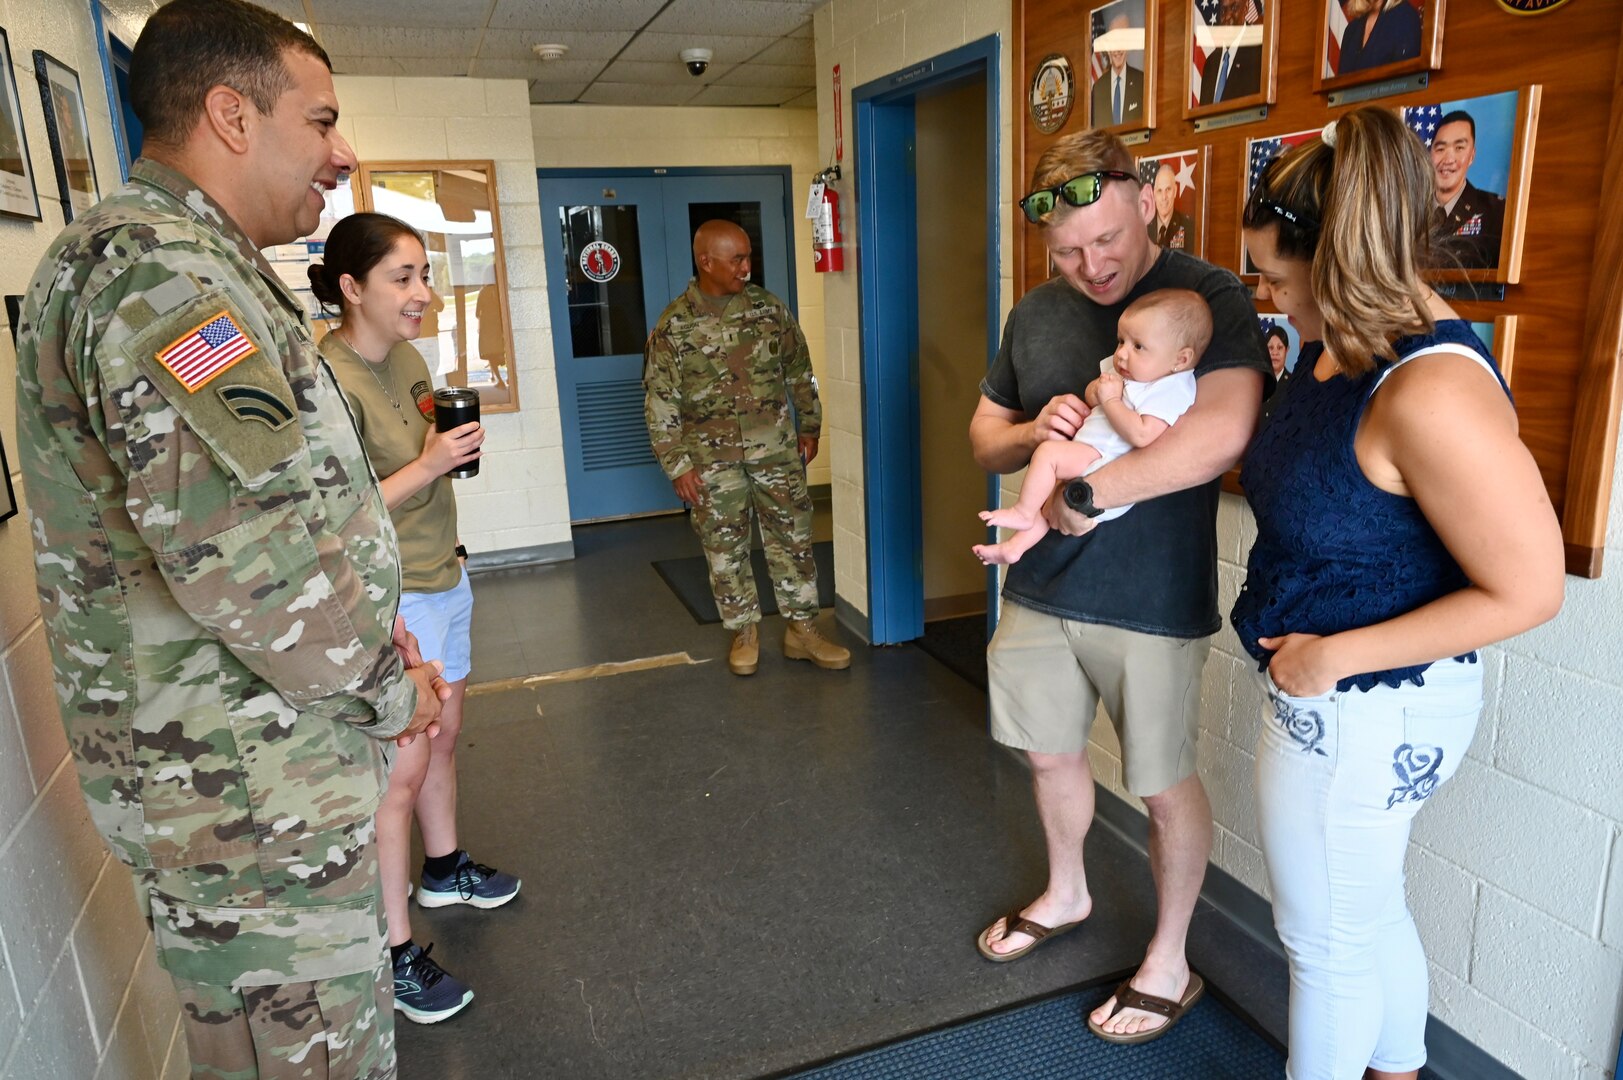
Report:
417,851,521,910
392,943,473,1024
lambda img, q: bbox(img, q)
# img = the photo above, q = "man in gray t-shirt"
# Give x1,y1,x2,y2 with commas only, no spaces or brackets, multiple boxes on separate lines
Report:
970,129,1268,1043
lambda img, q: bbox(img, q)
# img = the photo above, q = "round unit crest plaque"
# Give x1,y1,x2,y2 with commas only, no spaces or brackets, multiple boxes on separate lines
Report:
1029,54,1075,135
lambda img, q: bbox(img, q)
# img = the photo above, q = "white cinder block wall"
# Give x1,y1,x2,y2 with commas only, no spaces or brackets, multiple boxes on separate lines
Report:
333,75,572,559
0,3,191,1079
529,105,831,490
813,1,1623,1077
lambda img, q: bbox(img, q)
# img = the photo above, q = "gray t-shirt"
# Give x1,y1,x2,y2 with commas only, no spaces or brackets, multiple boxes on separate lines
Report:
981,248,1269,637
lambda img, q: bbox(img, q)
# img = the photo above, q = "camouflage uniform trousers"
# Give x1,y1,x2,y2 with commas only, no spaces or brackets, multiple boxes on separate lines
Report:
692,459,819,629
137,818,395,1080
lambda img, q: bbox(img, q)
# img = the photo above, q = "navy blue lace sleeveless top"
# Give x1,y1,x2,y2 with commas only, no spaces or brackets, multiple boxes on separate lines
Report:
1230,321,1509,692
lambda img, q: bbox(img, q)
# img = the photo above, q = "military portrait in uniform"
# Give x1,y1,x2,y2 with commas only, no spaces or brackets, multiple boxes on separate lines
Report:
1137,146,1207,257
1315,0,1444,93
1185,0,1278,119
32,50,99,222
1401,87,1542,280
1256,312,1302,422
1086,0,1156,133
0,30,38,220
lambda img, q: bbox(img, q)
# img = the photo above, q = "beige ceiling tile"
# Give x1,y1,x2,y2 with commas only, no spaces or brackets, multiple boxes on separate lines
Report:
330,55,473,77
782,89,817,109
714,63,813,88
646,0,816,38
754,37,816,65
617,32,778,65
529,81,591,104
489,0,670,32
596,59,739,86
687,84,803,107
476,30,634,61
320,25,482,57
471,58,606,83
579,82,705,107
309,0,490,28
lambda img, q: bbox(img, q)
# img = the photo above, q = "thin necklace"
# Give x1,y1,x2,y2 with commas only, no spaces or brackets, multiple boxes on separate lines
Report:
338,328,407,426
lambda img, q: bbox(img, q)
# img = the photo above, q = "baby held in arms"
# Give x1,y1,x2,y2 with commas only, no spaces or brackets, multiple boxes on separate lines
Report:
973,288,1210,565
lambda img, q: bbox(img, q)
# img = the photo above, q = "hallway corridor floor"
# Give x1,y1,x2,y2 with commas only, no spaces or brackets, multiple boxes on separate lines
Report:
394,515,1290,1079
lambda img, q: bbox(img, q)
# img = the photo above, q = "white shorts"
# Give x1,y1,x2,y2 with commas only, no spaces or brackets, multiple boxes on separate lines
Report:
397,568,473,683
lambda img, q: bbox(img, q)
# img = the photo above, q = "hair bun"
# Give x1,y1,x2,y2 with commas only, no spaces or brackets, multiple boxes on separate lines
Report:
306,263,338,308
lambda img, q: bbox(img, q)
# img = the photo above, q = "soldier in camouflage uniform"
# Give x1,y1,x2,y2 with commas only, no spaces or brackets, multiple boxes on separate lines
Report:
14,2,447,1076
644,221,851,676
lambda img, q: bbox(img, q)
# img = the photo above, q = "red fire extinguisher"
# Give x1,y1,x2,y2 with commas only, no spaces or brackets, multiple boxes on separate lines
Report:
813,168,844,273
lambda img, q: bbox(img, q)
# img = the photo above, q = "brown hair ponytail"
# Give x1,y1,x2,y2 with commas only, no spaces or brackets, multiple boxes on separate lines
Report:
1243,105,1436,375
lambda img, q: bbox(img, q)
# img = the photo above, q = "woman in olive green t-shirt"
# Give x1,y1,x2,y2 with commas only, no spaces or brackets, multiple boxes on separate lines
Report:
310,213,519,1024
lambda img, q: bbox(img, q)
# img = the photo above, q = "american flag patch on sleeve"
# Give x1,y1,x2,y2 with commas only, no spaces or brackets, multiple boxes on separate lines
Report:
156,311,259,391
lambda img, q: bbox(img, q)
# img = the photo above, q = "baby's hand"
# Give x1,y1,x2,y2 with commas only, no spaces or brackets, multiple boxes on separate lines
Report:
1096,371,1125,403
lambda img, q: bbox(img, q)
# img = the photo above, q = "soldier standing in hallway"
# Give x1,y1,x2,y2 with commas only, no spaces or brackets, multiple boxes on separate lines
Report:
644,220,851,676
15,1,446,1076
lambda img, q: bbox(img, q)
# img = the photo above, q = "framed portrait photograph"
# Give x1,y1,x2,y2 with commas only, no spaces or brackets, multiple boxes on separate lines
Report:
33,51,99,223
1315,0,1445,94
0,31,38,221
1257,310,1304,421
1469,314,1519,385
1400,86,1541,283
1137,146,1209,257
1238,127,1323,278
1086,0,1157,133
1185,0,1279,121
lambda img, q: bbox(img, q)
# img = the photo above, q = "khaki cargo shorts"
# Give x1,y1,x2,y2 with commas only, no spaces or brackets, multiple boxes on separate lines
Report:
987,601,1212,797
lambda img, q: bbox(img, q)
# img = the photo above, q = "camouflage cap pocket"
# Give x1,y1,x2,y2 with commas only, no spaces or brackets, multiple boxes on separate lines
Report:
150,889,383,988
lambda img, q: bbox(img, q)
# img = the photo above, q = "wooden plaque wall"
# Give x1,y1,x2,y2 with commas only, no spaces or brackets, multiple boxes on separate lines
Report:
1012,1,1623,577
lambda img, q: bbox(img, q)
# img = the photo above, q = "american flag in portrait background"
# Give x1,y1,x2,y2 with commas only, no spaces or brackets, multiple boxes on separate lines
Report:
1091,7,1108,82
1191,0,1263,108
1403,103,1444,148
1246,129,1322,200
1325,0,1348,76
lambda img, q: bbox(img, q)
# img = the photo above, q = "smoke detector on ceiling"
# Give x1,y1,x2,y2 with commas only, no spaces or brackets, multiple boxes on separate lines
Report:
532,43,570,61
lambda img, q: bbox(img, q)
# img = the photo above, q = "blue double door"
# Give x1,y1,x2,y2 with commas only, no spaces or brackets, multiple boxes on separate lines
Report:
538,170,795,522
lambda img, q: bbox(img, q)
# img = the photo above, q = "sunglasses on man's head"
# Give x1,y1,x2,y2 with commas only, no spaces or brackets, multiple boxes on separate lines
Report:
1019,170,1139,223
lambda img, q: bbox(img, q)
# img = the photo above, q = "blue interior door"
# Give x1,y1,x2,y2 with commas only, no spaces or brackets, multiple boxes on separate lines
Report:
539,176,679,522
540,170,797,523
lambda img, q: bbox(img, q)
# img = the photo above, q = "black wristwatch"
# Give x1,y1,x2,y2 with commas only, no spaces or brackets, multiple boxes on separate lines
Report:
1063,478,1105,518
454,544,469,560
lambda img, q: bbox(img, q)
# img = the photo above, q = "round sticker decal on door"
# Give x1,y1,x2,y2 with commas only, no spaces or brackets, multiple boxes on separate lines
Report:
580,241,621,283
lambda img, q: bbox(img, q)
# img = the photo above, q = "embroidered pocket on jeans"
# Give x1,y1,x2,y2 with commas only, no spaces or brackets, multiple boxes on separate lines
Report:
1386,702,1480,810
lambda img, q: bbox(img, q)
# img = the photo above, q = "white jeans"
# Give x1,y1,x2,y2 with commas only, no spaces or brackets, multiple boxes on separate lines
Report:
1254,659,1482,1079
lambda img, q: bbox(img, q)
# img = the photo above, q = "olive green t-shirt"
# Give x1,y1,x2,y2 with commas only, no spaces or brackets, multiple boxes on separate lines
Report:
320,333,461,594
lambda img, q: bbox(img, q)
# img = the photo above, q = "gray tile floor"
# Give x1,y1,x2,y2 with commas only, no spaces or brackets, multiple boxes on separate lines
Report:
395,512,1289,1079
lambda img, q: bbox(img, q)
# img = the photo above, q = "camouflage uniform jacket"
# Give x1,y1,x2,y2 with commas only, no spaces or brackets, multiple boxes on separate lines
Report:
644,281,820,479
16,158,416,874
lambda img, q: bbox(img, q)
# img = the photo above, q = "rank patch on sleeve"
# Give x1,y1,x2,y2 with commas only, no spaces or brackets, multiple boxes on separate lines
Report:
155,311,259,391
217,384,297,430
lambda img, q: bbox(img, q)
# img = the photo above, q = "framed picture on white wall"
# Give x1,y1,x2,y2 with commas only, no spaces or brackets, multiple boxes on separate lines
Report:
0,30,39,221
33,50,99,223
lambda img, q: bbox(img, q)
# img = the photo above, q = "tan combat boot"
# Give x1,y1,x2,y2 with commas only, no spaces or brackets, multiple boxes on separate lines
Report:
784,618,851,670
728,623,759,676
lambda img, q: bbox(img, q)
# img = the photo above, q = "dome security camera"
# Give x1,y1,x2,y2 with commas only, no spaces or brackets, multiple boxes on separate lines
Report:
681,48,713,77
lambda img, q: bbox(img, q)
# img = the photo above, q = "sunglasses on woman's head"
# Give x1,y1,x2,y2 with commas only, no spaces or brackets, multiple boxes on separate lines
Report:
1019,170,1139,223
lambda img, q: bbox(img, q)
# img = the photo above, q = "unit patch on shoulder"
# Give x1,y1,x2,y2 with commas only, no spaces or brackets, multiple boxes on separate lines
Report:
156,311,259,391
216,384,297,430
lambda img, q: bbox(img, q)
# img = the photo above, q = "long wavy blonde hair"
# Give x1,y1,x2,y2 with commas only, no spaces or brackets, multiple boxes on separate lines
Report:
1242,106,1435,375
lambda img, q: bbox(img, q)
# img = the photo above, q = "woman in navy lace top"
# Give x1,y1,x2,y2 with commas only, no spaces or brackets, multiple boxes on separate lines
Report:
1230,107,1563,1080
